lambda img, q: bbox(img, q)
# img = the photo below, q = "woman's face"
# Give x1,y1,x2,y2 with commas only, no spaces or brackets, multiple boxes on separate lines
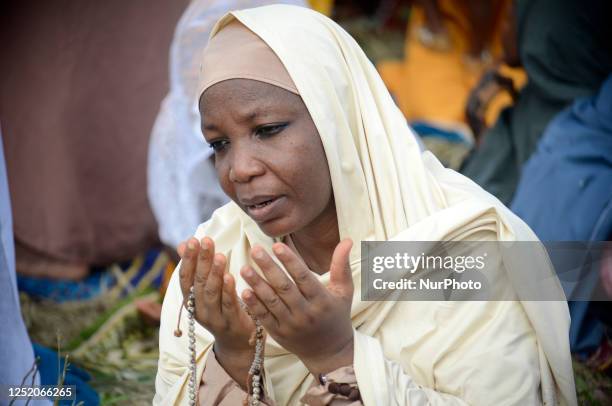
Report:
199,79,336,238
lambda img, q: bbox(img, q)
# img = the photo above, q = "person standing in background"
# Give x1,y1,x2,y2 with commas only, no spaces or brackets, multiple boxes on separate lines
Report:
511,75,612,366
460,0,612,204
0,126,51,405
0,0,189,281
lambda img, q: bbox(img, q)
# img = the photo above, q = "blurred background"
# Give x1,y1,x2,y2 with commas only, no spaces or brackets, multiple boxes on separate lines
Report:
0,0,610,404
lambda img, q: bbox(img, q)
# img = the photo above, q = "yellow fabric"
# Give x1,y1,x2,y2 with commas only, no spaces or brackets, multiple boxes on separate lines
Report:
377,0,526,127
307,0,333,16
155,5,576,405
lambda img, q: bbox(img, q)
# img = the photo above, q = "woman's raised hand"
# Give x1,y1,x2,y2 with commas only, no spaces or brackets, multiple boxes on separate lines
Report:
178,237,255,384
240,239,354,376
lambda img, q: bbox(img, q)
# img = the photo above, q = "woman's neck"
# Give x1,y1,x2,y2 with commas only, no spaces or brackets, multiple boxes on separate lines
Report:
287,205,339,276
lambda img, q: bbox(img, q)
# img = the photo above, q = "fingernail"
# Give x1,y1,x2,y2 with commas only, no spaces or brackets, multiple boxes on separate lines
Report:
273,244,284,255
243,290,253,301
252,247,264,259
243,268,254,278
187,240,196,251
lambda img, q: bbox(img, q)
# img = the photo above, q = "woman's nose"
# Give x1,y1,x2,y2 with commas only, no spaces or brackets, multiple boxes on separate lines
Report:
228,144,265,183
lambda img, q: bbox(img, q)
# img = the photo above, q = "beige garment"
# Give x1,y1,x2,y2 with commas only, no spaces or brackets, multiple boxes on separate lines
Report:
198,350,361,405
155,5,576,406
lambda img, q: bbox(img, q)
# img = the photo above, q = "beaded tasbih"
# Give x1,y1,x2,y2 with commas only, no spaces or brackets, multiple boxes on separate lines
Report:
176,286,265,406
244,318,265,406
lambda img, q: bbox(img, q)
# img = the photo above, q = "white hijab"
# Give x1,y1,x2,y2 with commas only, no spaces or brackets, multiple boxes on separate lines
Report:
156,5,576,405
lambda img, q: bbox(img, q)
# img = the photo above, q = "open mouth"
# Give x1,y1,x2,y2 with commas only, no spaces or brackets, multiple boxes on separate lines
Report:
243,196,285,222
247,197,278,210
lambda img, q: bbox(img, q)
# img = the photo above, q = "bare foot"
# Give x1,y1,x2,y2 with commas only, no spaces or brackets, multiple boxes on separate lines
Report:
136,299,162,326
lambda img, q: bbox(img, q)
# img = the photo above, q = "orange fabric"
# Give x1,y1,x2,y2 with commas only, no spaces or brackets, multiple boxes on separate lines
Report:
161,261,177,297
377,0,524,127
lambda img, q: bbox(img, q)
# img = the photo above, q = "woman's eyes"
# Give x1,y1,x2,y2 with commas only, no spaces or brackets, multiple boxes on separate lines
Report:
255,123,288,138
208,139,229,152
207,123,288,153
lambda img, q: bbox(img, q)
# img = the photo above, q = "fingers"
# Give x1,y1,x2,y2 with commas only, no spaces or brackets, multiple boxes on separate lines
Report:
251,245,306,308
221,272,241,315
270,243,323,299
177,241,187,259
328,239,354,298
178,238,199,301
241,288,277,329
194,237,214,294
240,265,288,325
178,237,253,346
198,253,226,313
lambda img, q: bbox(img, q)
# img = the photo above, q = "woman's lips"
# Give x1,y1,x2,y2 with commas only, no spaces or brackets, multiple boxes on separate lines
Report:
245,196,285,222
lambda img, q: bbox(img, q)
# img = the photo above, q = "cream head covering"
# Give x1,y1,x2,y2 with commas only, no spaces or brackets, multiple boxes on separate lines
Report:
156,5,576,406
198,20,298,96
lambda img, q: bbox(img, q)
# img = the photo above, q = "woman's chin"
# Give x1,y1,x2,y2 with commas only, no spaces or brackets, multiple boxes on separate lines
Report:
256,217,297,239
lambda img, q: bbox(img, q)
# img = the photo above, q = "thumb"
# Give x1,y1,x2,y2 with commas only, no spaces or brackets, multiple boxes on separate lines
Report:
329,239,354,296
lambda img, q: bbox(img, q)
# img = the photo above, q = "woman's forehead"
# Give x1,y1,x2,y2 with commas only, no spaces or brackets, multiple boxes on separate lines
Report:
200,79,304,115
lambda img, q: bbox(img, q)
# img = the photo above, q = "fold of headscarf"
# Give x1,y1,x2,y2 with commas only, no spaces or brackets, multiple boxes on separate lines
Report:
156,5,576,405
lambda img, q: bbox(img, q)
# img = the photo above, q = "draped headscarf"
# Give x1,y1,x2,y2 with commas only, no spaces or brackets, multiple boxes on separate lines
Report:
155,5,576,405
147,0,306,249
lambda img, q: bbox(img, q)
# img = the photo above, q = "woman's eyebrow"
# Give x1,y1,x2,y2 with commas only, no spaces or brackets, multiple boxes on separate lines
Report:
238,107,275,123
239,101,295,123
202,122,218,132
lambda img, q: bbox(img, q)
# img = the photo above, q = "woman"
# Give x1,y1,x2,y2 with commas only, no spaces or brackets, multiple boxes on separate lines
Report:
155,5,576,405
